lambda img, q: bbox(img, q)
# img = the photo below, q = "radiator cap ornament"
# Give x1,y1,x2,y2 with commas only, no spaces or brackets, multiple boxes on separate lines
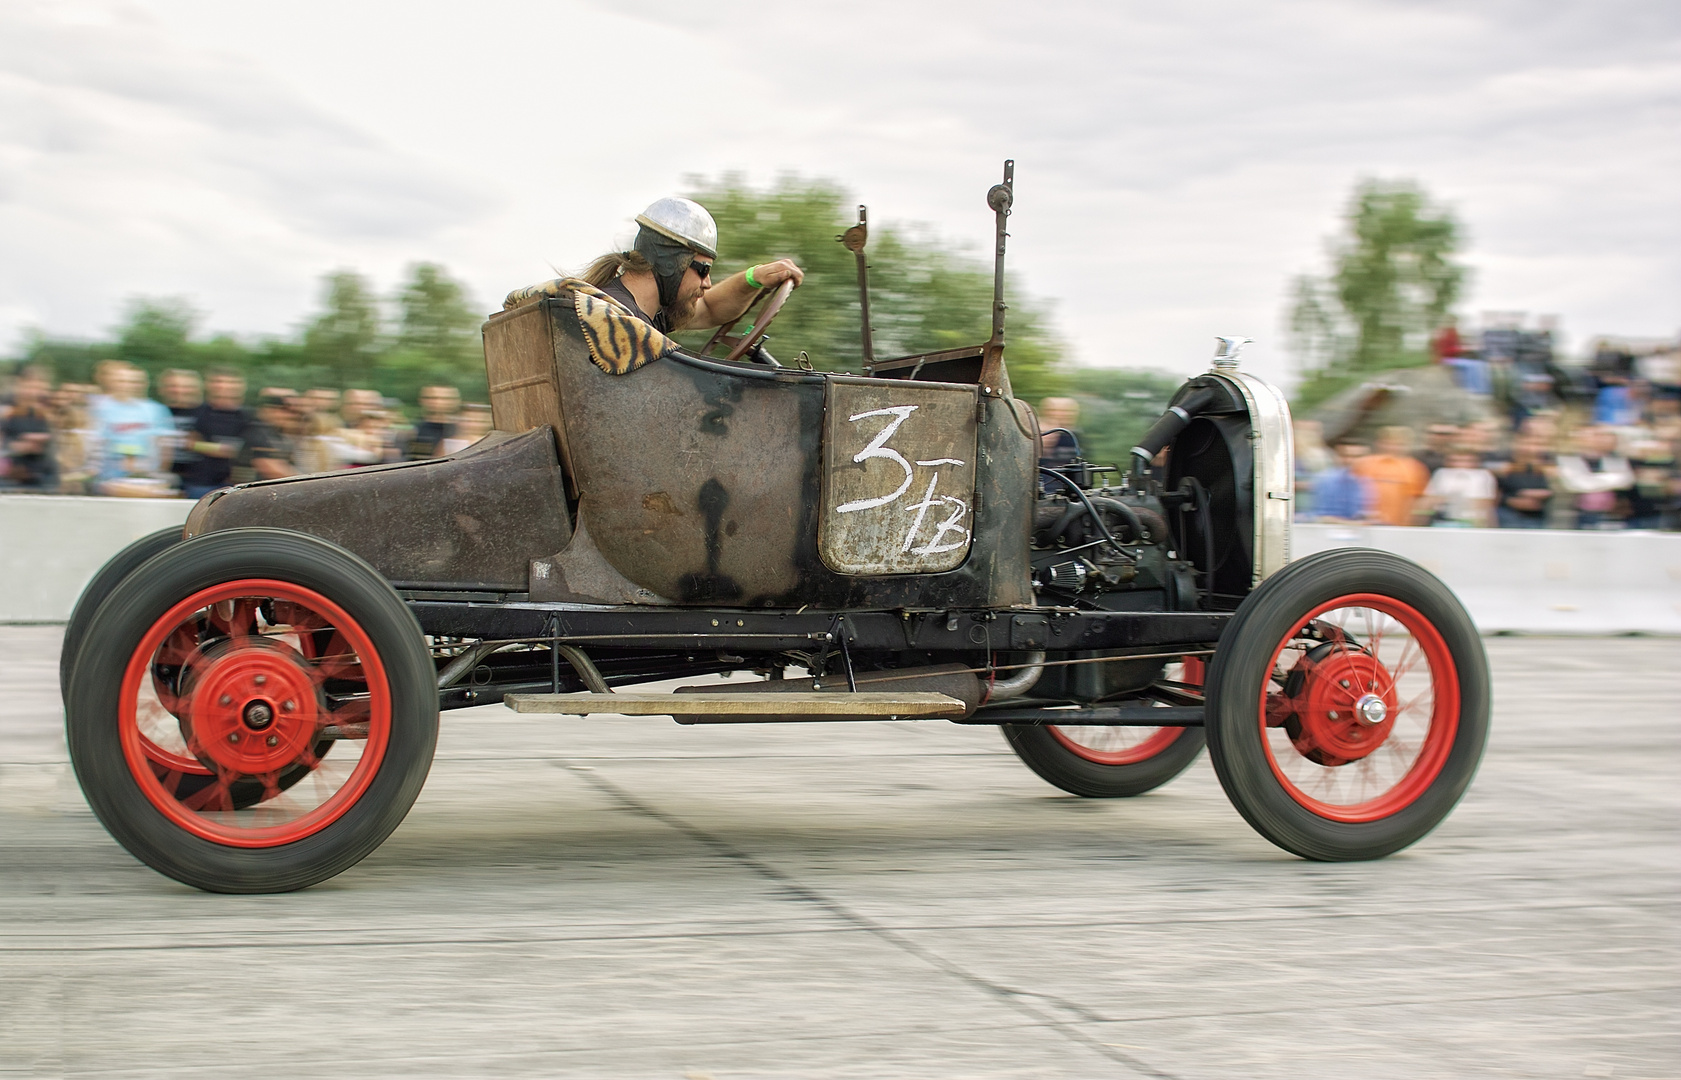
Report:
1212,336,1253,370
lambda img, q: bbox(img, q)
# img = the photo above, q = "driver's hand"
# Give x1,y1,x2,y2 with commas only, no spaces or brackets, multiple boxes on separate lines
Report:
750,258,804,288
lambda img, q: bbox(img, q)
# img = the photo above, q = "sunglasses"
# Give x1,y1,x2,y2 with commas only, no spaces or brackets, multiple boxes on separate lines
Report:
689,260,712,279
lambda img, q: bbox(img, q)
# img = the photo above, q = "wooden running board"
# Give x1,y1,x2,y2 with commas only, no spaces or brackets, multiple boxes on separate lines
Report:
501,691,966,722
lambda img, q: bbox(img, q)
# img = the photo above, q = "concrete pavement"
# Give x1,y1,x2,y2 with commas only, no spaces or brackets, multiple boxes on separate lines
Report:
2,627,1677,1078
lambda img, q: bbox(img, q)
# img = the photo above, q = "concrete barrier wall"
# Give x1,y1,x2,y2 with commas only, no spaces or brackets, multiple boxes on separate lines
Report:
0,496,192,622
2,496,1677,632
1294,523,1681,635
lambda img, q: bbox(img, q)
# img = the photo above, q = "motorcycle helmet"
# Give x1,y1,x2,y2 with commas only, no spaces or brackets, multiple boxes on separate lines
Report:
633,197,719,308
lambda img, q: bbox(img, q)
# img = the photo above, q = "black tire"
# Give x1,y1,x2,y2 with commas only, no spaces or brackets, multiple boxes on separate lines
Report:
56,521,309,807
1003,722,1206,798
57,527,300,812
60,521,325,814
66,528,438,893
61,527,183,702
1204,548,1489,861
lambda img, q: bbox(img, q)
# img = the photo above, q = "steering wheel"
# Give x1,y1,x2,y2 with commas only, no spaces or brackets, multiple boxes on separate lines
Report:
701,279,795,364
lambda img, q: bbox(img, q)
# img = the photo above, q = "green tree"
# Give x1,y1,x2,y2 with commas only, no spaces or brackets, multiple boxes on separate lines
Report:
12,305,264,387
376,263,488,403
677,173,1067,403
1064,368,1183,469
12,331,117,384
114,298,197,379
302,272,383,389
394,263,481,369
1288,179,1467,411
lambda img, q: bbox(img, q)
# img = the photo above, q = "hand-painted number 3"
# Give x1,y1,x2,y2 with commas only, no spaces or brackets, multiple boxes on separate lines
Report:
835,406,971,556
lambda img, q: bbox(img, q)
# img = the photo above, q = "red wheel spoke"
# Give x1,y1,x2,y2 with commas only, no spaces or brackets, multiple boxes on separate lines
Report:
151,684,183,717
155,625,201,668
209,598,258,645
1384,638,1421,694
306,630,363,682
1306,763,1339,800
320,697,371,739
312,654,363,682
182,776,233,813
1355,758,1383,800
1392,687,1432,721
328,695,370,719
118,578,393,848
1256,592,1460,824
1049,723,1185,765
1381,732,1418,762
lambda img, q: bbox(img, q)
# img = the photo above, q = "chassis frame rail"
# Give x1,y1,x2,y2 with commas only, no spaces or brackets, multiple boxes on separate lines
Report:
408,602,1229,654
963,705,1205,726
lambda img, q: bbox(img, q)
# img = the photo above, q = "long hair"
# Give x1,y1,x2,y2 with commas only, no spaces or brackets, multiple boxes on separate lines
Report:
576,249,698,329
579,250,653,288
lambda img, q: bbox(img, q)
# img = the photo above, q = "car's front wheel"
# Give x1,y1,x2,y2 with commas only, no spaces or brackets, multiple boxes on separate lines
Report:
1204,549,1490,860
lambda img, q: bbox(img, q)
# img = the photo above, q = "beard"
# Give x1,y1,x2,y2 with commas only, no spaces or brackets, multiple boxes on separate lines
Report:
661,293,698,331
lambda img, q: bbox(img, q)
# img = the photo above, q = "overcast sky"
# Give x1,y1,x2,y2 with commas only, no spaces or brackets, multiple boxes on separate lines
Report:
2,0,1676,389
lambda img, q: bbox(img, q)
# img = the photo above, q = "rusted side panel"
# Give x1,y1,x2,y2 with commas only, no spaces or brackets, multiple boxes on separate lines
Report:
538,302,1034,609
192,428,568,590
549,303,822,604
819,379,978,575
969,394,1036,607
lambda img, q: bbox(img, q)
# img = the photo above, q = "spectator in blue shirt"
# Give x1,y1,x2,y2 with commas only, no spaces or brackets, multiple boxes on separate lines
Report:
90,365,174,487
1310,437,1378,523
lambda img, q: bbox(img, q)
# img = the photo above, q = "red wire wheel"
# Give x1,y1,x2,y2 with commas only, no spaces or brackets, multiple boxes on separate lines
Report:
1204,549,1490,861
1004,656,1208,798
1048,657,1204,765
119,580,390,847
1260,596,1457,822
66,528,438,893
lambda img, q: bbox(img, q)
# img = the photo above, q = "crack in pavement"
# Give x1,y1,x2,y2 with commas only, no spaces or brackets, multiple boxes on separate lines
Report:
556,760,1182,1080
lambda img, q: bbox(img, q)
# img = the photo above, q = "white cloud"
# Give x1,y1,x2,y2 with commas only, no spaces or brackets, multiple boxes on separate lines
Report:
0,1,487,339
1,0,1676,391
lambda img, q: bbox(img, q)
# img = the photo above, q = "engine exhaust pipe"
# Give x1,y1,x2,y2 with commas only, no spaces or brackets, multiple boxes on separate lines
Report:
986,652,1045,701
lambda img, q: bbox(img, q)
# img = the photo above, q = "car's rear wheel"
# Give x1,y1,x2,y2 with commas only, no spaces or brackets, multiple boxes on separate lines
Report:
60,525,307,811
1204,549,1489,860
1003,658,1208,797
66,528,438,893
61,526,183,702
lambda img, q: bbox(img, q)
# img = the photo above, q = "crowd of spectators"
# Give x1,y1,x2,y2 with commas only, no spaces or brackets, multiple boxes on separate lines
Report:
13,337,1681,535
1029,329,1679,534
0,361,492,498
1294,339,1681,530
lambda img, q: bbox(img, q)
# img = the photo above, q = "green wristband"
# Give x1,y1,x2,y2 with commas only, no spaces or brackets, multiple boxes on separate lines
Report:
745,265,762,289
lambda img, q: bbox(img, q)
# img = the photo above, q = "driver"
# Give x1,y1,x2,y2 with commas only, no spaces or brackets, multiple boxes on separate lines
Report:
569,197,803,333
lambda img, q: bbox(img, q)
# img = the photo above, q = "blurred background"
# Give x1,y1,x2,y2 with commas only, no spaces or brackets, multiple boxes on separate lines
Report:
2,10,1677,1076
1,0,1677,527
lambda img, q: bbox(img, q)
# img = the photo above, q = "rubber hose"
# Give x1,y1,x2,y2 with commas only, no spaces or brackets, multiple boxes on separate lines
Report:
1131,386,1222,475
1087,496,1147,545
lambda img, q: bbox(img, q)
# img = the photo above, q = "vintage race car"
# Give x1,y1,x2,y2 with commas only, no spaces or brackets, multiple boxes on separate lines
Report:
63,163,1490,893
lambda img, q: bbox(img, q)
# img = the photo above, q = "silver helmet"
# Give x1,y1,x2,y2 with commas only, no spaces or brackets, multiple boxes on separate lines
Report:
635,197,718,259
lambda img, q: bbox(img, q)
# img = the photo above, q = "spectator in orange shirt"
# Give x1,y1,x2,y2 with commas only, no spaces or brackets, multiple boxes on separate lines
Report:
1352,426,1431,526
